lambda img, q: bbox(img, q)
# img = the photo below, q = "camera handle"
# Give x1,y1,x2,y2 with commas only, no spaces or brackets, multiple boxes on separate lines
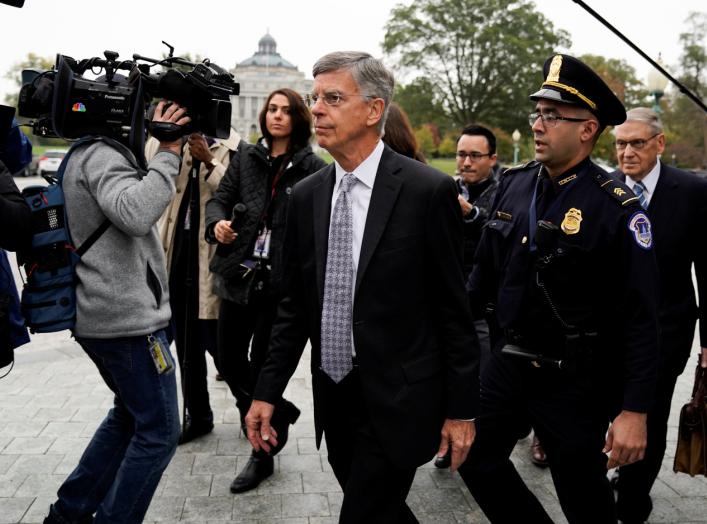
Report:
148,121,185,143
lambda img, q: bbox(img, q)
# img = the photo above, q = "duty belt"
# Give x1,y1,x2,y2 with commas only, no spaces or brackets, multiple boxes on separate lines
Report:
502,329,597,370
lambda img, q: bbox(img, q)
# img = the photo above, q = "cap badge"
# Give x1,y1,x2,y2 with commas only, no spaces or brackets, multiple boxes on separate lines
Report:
561,207,582,235
547,55,563,83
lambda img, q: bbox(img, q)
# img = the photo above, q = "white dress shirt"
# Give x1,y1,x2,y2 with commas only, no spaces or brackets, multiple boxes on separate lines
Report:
329,140,384,355
624,159,661,207
330,139,384,276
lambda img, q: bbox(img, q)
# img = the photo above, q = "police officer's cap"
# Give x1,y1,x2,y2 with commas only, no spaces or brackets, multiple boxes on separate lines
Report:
530,54,626,127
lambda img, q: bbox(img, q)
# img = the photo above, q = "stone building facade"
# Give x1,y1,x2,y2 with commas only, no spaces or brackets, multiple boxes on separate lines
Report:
230,32,312,141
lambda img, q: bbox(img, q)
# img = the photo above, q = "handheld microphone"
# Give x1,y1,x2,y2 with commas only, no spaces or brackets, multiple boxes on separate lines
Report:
230,203,247,231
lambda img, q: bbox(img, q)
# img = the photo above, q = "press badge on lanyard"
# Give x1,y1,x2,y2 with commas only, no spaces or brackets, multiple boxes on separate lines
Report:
147,334,174,374
253,227,271,259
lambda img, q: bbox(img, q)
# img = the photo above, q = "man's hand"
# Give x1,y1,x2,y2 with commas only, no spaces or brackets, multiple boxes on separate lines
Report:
214,220,236,244
457,195,473,217
437,419,476,471
188,133,215,165
153,100,190,155
603,410,647,469
245,400,278,454
700,347,707,368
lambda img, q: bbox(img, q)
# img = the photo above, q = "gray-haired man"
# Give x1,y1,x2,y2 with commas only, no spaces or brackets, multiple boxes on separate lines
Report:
245,51,480,522
612,107,707,523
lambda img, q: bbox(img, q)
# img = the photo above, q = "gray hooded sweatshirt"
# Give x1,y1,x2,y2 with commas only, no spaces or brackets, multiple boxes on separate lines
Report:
62,140,180,338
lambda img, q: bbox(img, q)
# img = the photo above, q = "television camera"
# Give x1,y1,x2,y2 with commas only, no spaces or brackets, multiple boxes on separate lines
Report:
16,44,239,161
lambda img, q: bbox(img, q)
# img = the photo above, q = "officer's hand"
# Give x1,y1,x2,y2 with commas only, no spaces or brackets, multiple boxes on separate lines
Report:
153,100,191,155
457,195,473,217
603,410,647,469
437,419,475,472
700,347,707,368
187,133,214,165
214,220,237,244
245,399,278,454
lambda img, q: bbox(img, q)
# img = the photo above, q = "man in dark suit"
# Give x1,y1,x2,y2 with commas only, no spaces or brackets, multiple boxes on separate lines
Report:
245,51,480,523
613,107,707,524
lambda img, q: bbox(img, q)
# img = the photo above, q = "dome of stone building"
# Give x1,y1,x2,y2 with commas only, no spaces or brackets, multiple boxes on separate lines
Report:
230,31,312,142
238,32,296,70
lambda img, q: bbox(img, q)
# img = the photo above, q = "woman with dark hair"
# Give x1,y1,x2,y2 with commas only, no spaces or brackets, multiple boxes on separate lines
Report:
383,102,426,163
205,88,327,493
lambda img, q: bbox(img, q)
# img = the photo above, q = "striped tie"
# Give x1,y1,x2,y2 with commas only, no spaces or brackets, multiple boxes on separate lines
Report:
632,180,648,209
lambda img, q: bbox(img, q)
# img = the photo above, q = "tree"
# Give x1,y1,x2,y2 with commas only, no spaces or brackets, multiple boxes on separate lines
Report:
677,12,706,93
662,12,706,168
415,125,436,157
578,54,648,109
394,78,452,134
4,53,55,106
383,0,570,132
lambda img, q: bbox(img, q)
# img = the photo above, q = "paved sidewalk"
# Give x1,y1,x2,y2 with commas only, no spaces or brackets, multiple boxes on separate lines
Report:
1,329,706,523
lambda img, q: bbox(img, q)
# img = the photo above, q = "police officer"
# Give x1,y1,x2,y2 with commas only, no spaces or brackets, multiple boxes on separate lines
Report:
458,55,660,524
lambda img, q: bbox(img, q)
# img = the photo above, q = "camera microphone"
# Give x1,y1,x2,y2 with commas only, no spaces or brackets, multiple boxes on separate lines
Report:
230,203,247,231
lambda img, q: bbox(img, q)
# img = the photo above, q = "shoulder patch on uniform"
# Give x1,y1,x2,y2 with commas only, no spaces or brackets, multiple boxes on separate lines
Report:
592,171,640,207
501,160,540,176
628,211,653,250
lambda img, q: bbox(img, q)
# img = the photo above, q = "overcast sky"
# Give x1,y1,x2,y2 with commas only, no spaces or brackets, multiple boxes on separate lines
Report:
1,0,705,103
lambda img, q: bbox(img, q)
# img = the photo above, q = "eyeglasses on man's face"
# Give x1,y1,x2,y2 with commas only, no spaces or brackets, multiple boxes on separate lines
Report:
456,152,492,161
615,133,660,151
528,112,590,128
304,91,374,108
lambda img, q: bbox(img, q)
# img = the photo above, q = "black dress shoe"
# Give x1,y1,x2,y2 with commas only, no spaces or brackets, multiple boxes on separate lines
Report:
179,419,214,445
268,399,301,456
230,453,274,493
434,450,451,469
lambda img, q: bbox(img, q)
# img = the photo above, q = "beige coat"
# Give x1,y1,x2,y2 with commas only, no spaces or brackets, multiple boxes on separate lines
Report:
146,129,240,319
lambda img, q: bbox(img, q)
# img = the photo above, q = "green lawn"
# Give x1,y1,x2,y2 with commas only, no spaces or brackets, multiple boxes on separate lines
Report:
429,158,457,176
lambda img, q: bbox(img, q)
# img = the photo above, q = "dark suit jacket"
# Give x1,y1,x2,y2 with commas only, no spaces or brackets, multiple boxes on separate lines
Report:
615,164,707,373
254,145,480,469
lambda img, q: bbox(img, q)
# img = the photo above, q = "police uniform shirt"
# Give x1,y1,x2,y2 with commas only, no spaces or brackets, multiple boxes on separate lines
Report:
470,157,659,413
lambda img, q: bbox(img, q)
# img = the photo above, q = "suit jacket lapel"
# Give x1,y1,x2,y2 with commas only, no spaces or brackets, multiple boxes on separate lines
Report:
355,146,403,296
313,165,335,309
649,163,678,216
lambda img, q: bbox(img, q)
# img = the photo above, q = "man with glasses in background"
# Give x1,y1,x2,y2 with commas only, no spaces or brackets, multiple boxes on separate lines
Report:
431,125,499,473
611,107,707,524
245,51,480,522
458,55,660,523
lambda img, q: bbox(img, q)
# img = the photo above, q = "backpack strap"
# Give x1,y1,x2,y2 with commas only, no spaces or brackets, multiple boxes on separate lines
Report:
56,136,125,257
75,219,111,256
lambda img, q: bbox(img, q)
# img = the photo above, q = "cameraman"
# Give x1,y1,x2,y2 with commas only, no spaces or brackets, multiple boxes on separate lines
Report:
45,100,190,524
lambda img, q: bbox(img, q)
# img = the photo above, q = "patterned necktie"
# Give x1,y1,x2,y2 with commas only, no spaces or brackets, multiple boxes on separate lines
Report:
321,173,357,383
633,180,648,209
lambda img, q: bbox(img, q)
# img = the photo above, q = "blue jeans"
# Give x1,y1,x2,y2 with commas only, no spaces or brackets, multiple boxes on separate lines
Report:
47,330,180,524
